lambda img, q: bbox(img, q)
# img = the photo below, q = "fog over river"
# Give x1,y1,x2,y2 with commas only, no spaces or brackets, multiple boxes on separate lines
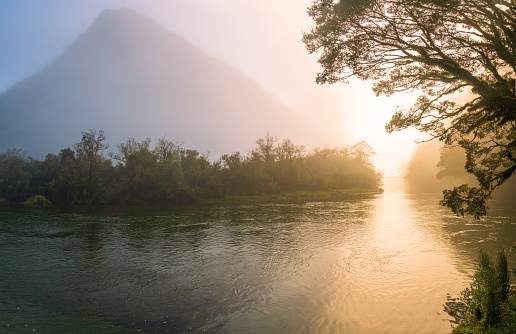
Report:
1,178,516,333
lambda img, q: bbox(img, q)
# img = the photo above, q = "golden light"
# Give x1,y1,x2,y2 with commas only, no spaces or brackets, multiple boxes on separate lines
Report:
339,79,423,177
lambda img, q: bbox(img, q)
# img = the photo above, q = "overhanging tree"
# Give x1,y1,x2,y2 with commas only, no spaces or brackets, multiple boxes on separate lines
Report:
303,0,516,218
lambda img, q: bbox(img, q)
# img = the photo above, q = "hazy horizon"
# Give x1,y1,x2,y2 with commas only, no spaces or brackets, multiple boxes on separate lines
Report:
0,1,424,176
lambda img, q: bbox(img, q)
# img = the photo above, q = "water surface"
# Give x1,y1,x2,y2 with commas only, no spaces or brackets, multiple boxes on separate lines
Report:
1,178,516,333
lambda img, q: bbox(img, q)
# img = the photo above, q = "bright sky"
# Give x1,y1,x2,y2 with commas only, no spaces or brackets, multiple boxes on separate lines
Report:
0,0,423,176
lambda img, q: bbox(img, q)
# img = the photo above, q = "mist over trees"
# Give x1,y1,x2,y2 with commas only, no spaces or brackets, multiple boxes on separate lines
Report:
403,141,516,202
402,141,476,193
0,130,382,205
402,141,446,193
304,0,516,218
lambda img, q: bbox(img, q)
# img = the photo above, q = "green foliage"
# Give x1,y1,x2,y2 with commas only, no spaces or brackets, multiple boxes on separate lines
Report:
452,250,515,332
0,131,383,206
304,0,516,218
441,185,489,220
0,130,381,205
20,195,52,206
0,149,31,202
303,143,380,190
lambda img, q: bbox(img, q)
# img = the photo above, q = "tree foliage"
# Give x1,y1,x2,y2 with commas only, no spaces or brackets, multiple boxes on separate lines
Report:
304,0,516,218
451,250,515,332
0,131,382,205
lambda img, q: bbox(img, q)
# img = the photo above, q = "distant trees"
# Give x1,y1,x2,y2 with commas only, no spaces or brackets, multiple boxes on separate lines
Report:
218,135,381,196
75,129,109,170
0,130,382,205
274,138,305,190
109,137,151,164
403,141,516,200
74,129,111,202
0,149,31,202
402,141,452,193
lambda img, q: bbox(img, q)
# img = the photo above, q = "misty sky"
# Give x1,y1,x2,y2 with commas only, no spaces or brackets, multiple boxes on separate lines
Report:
0,0,423,176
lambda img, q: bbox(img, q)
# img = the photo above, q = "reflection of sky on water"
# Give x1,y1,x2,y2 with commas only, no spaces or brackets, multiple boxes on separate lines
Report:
1,187,516,333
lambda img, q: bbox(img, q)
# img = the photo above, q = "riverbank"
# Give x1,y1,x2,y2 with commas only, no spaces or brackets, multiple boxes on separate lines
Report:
1,188,384,209
0,195,52,207
199,187,384,205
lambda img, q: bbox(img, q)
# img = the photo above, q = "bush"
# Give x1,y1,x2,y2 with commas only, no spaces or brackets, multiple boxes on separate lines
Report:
451,249,515,333
20,195,53,206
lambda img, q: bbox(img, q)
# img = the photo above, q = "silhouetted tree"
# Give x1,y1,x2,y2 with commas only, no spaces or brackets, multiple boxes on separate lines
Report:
153,136,182,162
109,137,151,164
254,132,278,167
75,129,109,169
304,0,516,218
74,129,110,202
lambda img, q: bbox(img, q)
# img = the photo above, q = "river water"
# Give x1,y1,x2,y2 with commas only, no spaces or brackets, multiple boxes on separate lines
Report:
1,178,516,333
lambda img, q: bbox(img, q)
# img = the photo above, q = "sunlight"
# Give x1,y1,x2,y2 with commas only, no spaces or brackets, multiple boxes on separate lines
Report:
3,1,516,333
339,80,423,176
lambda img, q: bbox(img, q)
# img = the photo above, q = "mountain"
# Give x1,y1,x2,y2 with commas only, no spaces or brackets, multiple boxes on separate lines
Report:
0,8,315,159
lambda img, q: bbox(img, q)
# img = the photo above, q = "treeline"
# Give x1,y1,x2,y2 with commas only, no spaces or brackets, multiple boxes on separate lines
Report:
0,130,382,205
402,141,516,200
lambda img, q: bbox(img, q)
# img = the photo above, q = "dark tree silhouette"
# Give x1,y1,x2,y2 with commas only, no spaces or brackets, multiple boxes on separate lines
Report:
304,0,516,218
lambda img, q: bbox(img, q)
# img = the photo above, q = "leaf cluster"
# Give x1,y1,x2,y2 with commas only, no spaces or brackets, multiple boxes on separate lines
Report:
304,0,516,217
452,250,515,333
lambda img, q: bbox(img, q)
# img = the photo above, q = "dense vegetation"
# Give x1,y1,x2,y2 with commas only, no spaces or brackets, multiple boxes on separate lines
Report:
0,130,382,205
449,250,516,334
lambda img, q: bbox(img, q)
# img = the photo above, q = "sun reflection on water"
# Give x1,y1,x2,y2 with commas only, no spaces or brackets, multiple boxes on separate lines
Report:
3,180,516,333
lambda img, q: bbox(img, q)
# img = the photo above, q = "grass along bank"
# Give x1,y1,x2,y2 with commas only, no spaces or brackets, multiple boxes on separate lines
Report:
200,187,384,205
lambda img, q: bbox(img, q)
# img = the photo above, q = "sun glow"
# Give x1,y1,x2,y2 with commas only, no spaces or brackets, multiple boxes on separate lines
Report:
340,80,422,177
0,0,425,178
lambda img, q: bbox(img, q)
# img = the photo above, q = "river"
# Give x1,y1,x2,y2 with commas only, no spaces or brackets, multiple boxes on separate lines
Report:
1,178,516,333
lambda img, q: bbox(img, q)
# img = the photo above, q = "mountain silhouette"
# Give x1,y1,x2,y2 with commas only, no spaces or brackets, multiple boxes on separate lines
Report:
0,7,314,158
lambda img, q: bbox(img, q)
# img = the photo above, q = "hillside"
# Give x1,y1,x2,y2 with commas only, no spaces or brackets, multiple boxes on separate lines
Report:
0,8,314,158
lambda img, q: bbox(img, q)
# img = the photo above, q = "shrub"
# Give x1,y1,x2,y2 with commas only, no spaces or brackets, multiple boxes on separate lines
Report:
452,249,515,333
